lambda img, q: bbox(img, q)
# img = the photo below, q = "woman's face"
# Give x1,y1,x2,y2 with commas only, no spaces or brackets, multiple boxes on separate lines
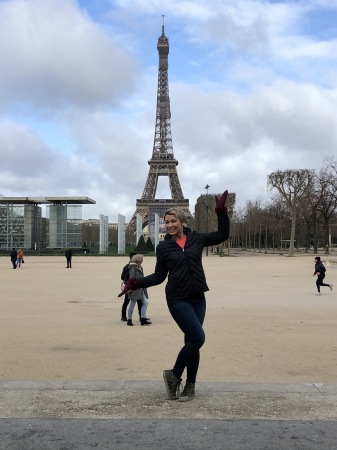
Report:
164,214,184,239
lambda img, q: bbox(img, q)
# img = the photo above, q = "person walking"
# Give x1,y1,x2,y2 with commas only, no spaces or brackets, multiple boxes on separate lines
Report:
313,256,333,295
10,248,18,269
118,190,230,401
126,254,151,326
120,252,142,322
17,248,24,267
65,247,73,268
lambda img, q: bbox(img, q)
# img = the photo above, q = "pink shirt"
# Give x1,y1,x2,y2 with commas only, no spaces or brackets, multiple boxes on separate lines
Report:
175,235,186,249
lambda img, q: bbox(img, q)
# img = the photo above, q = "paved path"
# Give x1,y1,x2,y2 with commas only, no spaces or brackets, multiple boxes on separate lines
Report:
1,381,337,449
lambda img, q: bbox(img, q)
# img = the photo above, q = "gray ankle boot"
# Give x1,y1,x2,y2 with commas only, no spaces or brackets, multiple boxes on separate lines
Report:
163,370,181,400
179,382,195,402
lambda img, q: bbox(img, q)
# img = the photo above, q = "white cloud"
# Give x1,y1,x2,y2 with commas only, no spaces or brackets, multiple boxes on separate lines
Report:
0,120,59,176
1,0,337,222
0,0,138,112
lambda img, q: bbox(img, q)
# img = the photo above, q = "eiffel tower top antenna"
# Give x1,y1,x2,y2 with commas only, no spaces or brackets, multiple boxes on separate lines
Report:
126,19,192,236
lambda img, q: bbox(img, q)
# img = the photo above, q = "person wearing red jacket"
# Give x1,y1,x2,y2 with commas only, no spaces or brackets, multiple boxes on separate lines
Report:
17,248,24,267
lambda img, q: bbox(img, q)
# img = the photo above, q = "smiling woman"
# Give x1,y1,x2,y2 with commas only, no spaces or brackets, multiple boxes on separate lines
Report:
164,208,186,240
118,190,230,402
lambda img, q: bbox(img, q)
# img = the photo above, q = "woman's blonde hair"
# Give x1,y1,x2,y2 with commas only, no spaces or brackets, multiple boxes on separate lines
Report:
164,208,187,224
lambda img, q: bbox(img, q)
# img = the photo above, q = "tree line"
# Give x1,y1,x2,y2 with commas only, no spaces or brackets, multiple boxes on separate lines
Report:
194,158,337,256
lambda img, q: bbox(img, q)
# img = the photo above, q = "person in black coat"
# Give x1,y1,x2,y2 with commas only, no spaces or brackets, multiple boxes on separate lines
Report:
10,248,18,269
118,190,230,402
120,252,142,321
65,248,73,268
313,256,333,295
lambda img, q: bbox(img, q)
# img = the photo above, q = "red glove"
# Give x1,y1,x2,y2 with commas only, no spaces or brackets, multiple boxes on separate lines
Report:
215,190,228,214
118,277,137,297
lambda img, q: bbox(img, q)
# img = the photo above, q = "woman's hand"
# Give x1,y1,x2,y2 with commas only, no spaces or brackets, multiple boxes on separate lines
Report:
118,277,137,297
215,190,228,214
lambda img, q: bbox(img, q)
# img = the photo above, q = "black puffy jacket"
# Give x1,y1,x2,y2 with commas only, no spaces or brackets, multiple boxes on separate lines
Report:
136,213,230,302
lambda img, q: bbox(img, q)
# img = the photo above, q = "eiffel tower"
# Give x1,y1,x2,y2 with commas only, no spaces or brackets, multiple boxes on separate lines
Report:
127,19,192,235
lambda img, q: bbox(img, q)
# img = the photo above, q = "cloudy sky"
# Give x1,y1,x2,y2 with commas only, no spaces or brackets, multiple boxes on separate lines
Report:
1,0,337,221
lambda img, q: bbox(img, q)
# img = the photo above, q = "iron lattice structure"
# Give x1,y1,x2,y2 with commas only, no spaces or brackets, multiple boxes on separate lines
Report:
127,23,192,234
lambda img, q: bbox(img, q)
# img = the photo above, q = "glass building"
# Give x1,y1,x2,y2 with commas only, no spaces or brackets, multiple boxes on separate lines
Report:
0,203,41,250
0,197,95,250
46,204,83,248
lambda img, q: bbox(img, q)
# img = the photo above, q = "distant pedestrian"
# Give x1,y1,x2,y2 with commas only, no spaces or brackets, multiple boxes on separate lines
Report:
126,254,151,326
120,252,142,322
10,248,17,269
65,248,73,268
313,256,333,295
17,248,24,267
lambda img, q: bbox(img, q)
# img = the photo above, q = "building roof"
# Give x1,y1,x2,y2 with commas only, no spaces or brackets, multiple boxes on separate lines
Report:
0,197,96,205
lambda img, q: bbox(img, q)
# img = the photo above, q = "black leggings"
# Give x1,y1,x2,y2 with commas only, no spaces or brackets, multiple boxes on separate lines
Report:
168,298,206,384
316,274,330,292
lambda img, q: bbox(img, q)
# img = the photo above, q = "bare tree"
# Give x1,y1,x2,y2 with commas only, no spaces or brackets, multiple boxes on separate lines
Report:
324,156,337,177
298,191,318,253
267,169,315,256
266,195,291,253
229,208,245,250
244,201,258,251
315,167,337,253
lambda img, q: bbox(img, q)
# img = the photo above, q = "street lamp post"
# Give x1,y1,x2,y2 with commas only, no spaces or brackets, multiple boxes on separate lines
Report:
205,184,210,256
